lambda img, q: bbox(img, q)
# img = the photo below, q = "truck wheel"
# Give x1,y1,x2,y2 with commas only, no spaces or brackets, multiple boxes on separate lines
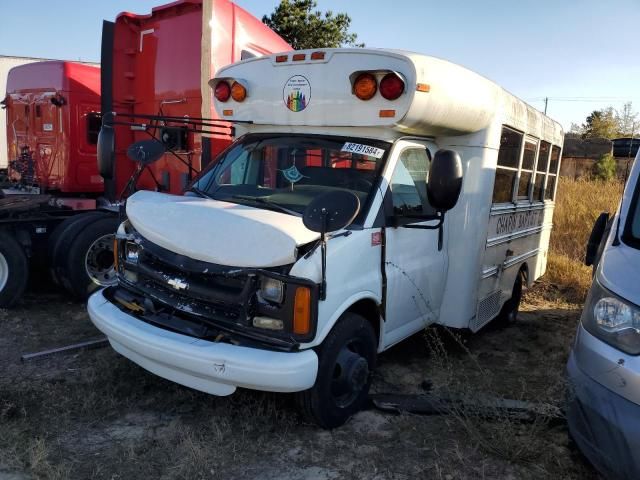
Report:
49,212,110,285
296,313,377,429
495,272,523,326
60,216,120,299
0,231,29,308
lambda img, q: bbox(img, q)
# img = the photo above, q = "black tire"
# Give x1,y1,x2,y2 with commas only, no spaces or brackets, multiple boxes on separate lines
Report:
0,231,29,308
48,212,110,286
296,313,377,429
60,216,120,299
495,271,523,326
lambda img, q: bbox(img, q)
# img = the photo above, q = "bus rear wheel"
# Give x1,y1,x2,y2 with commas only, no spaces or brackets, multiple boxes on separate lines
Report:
495,271,523,326
296,313,377,429
0,231,28,308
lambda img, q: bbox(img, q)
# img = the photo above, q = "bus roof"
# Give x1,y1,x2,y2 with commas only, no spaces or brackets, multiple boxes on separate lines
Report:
212,48,563,144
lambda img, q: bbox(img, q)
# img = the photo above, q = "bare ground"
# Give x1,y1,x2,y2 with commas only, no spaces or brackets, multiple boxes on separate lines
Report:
0,280,601,479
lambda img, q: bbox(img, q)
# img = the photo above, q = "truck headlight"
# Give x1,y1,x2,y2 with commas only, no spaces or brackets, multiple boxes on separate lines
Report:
258,277,284,303
582,280,640,355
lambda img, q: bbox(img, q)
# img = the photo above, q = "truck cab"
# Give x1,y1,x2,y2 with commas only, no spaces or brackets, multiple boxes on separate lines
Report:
89,48,563,428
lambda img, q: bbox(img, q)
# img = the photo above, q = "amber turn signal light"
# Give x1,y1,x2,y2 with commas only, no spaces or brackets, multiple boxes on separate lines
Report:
353,73,377,100
231,82,247,102
293,286,311,335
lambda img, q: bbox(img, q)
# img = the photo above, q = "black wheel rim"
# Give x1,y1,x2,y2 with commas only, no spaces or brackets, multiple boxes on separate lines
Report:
330,339,370,408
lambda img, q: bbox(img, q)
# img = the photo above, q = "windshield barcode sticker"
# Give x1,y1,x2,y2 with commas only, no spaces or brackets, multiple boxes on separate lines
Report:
341,142,385,158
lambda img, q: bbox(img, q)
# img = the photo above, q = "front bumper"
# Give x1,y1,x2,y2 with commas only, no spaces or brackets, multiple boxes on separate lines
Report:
566,349,640,480
88,289,318,395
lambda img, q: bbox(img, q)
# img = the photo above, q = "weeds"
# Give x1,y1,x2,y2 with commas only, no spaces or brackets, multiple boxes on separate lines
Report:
545,177,624,302
423,326,565,465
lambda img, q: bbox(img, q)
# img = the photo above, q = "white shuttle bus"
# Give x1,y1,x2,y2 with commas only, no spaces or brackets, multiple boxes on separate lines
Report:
88,49,564,428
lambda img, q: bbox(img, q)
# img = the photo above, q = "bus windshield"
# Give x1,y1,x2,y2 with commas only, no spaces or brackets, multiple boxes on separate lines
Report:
190,134,390,223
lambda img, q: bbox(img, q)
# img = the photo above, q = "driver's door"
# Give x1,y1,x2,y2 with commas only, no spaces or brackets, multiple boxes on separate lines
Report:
382,140,448,348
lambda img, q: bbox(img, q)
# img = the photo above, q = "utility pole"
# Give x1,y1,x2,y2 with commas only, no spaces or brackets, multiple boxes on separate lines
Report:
544,97,548,115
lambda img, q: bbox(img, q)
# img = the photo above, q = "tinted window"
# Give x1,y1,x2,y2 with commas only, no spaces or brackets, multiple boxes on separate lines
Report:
518,140,537,199
537,141,550,173
497,128,522,169
550,146,561,174
86,112,101,145
492,126,523,203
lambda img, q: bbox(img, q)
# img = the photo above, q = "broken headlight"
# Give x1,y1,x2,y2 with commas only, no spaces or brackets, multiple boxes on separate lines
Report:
258,277,284,304
582,279,640,355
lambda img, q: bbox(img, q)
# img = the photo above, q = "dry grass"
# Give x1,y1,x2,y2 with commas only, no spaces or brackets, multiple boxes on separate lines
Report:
545,177,624,302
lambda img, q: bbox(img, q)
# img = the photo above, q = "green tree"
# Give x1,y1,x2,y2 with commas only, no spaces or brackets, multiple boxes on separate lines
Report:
582,107,618,139
592,153,617,181
262,0,363,50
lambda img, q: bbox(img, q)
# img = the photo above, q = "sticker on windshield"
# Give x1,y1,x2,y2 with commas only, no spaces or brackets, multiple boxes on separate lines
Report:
284,75,311,112
341,142,385,158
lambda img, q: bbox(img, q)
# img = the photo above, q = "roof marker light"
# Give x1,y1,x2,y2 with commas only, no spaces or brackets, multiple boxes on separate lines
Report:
214,81,231,102
275,55,288,63
231,82,247,102
353,73,377,101
292,53,306,61
310,51,325,60
379,73,405,100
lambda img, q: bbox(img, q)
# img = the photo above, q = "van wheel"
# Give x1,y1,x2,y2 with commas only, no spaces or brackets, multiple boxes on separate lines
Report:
0,231,29,308
296,313,376,429
495,272,523,326
49,212,110,285
60,216,120,299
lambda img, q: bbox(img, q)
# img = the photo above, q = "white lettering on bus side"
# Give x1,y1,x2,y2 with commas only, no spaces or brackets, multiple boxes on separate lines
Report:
494,210,542,236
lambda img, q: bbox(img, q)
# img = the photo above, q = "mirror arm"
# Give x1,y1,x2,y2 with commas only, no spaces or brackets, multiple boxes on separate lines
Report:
400,211,446,251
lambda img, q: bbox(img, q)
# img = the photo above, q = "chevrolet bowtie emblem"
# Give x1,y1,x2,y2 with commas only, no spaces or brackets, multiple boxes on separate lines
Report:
168,277,188,291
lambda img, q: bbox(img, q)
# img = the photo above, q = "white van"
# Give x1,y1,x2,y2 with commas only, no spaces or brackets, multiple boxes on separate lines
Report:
88,49,564,428
567,150,640,479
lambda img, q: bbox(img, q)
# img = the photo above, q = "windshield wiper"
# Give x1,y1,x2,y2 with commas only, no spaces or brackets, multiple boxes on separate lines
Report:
187,186,214,200
230,195,301,216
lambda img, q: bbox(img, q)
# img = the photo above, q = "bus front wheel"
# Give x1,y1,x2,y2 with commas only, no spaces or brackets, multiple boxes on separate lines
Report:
296,313,377,429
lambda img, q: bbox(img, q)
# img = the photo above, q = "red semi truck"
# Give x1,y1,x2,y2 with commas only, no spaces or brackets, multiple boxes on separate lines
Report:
0,0,290,307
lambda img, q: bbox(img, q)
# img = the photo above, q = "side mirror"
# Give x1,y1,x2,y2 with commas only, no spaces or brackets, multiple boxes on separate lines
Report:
303,191,360,234
97,125,115,180
585,212,610,266
427,149,463,211
126,140,166,165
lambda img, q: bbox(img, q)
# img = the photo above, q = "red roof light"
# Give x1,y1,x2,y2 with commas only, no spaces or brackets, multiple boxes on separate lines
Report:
214,81,231,102
379,73,405,100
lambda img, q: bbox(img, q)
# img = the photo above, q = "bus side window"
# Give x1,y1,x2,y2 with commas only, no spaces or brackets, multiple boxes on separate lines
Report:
518,139,537,201
492,127,523,204
533,141,550,201
545,145,561,201
390,148,435,215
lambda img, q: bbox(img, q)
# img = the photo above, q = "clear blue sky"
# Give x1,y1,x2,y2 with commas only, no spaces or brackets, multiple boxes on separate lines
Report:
1,0,639,130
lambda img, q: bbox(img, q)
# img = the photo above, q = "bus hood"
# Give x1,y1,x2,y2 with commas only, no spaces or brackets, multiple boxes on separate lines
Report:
126,191,319,268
